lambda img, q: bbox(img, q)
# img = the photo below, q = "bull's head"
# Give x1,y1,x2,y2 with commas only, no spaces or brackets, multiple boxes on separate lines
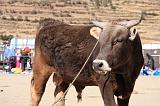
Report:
90,14,143,73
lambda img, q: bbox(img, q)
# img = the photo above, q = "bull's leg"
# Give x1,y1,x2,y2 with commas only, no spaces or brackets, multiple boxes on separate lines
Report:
30,68,52,106
99,84,116,106
74,85,85,102
117,96,130,106
98,75,116,106
54,82,69,106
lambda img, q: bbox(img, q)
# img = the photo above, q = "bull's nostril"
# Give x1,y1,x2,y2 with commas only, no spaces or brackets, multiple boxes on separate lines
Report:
93,59,111,71
98,62,103,68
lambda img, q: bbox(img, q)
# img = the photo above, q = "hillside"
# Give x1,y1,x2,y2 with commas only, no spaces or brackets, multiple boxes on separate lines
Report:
0,0,160,43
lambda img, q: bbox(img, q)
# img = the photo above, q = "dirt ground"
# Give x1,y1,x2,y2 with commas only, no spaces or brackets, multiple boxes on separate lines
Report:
0,73,160,106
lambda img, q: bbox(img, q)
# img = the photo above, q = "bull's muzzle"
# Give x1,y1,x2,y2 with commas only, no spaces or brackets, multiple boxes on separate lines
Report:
92,59,111,72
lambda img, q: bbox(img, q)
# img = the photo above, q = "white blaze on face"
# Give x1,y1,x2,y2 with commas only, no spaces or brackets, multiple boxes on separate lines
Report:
93,59,112,72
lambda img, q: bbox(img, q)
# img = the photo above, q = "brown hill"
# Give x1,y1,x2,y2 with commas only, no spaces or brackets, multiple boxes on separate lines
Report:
0,0,160,43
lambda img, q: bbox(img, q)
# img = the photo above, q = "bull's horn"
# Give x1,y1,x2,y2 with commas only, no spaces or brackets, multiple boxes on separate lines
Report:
91,21,106,29
119,12,143,29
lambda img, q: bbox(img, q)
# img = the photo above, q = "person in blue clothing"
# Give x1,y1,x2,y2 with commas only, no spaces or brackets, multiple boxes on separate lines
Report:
4,44,15,59
142,65,150,76
4,44,16,70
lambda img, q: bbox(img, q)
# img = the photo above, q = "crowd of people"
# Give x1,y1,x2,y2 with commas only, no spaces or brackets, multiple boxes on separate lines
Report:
3,45,33,73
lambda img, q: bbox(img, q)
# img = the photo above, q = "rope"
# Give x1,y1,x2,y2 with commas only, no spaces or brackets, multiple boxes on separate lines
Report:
51,40,99,106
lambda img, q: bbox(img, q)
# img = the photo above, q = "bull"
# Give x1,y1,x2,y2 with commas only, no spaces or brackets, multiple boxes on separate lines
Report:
31,15,144,106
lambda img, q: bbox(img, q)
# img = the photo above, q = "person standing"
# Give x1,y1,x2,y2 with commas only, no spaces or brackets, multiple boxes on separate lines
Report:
146,53,155,70
20,50,29,72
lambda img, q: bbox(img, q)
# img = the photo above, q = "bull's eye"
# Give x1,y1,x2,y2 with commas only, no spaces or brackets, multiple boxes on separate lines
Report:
113,39,123,45
113,40,118,45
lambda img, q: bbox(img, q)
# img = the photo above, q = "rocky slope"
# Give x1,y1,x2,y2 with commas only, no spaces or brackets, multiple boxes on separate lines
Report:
0,0,159,43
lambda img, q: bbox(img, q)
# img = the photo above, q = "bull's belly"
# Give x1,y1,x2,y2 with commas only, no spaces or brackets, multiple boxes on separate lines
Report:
60,70,98,86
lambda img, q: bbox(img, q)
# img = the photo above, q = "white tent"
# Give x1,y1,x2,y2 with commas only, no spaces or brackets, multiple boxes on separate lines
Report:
10,37,35,49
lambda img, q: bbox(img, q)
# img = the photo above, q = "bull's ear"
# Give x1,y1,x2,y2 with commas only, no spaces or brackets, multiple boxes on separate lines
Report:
90,27,102,40
129,28,137,41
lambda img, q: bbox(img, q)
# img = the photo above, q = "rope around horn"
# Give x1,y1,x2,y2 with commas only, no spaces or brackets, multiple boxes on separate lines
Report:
51,40,99,106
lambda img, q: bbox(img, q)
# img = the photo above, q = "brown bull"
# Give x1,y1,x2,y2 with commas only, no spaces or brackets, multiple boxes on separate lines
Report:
31,15,144,106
